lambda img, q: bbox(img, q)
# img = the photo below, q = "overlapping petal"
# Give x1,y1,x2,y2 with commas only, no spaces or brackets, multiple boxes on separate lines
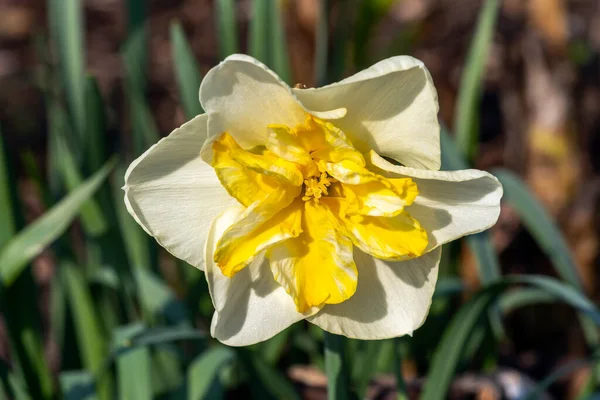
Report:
268,201,358,313
205,206,309,346
293,56,441,170
307,248,441,339
123,114,235,271
212,132,303,206
199,54,346,163
324,159,418,217
368,152,503,251
214,185,302,277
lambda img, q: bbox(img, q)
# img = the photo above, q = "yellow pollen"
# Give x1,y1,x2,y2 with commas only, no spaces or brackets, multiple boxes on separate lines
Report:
302,172,335,203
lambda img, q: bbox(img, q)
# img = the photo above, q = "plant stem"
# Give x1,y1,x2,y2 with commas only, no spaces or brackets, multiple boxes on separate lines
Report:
324,331,350,400
394,338,409,400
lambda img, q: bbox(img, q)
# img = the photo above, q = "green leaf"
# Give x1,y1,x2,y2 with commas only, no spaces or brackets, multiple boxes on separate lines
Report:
170,21,204,119
215,0,239,59
352,340,385,396
187,346,235,400
248,0,269,64
238,348,301,400
421,275,600,400
60,371,97,400
453,0,499,161
114,324,152,400
84,77,107,173
492,168,582,288
315,0,329,87
421,284,501,400
0,159,115,287
269,0,291,84
134,269,190,325
324,332,350,400
61,262,111,399
49,0,86,137
49,102,108,237
259,327,292,366
0,128,16,247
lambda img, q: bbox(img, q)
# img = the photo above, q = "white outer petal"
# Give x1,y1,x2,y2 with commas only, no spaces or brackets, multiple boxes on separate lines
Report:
199,54,346,163
205,206,310,346
307,248,441,339
123,114,235,271
369,152,503,251
293,56,441,170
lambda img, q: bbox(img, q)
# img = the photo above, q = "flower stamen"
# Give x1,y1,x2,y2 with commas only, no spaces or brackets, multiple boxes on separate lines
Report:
302,172,335,203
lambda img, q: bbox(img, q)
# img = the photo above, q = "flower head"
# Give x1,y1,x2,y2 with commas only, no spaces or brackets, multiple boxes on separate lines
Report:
124,55,503,346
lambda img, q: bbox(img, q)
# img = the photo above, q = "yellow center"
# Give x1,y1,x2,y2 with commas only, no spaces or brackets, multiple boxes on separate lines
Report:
210,115,428,312
302,173,335,203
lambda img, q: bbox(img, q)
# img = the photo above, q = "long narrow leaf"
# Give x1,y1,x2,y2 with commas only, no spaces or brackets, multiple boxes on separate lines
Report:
248,0,269,64
62,262,111,399
49,0,86,138
269,0,291,84
0,129,16,247
114,324,152,400
215,0,239,58
421,275,600,400
187,346,235,400
170,21,204,119
0,159,115,287
492,168,582,288
453,0,499,161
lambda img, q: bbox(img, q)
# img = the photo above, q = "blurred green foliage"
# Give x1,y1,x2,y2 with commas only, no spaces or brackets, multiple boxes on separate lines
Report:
0,0,598,399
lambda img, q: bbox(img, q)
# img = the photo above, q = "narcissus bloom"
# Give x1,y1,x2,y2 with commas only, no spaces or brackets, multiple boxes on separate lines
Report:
124,55,502,346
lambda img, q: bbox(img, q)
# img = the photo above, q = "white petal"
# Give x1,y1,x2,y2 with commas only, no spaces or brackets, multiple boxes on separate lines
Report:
205,206,308,346
199,54,346,163
307,248,441,339
123,114,236,271
369,152,503,251
293,56,441,170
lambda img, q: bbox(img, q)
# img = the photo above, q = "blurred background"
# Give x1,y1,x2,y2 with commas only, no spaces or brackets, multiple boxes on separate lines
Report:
0,0,599,399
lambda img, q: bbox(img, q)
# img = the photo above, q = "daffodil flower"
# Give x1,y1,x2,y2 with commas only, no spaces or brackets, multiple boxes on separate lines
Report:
124,55,502,346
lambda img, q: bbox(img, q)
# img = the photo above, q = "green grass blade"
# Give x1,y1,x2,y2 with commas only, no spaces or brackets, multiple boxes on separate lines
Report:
49,0,86,138
269,0,291,84
111,164,151,270
453,0,499,161
61,261,111,399
248,0,269,64
0,158,115,287
0,128,16,247
84,77,107,173
421,284,502,400
324,332,350,400
215,0,239,58
259,328,292,366
187,346,235,400
134,269,190,325
421,275,600,400
60,371,97,400
114,324,152,400
50,103,108,237
352,340,384,396
170,21,204,118
315,0,329,87
492,168,582,288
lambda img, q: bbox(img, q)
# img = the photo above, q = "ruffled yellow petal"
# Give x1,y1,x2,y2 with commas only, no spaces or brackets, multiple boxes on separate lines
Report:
325,196,427,260
324,159,418,217
268,201,357,313
214,185,302,277
267,116,365,176
212,132,303,206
